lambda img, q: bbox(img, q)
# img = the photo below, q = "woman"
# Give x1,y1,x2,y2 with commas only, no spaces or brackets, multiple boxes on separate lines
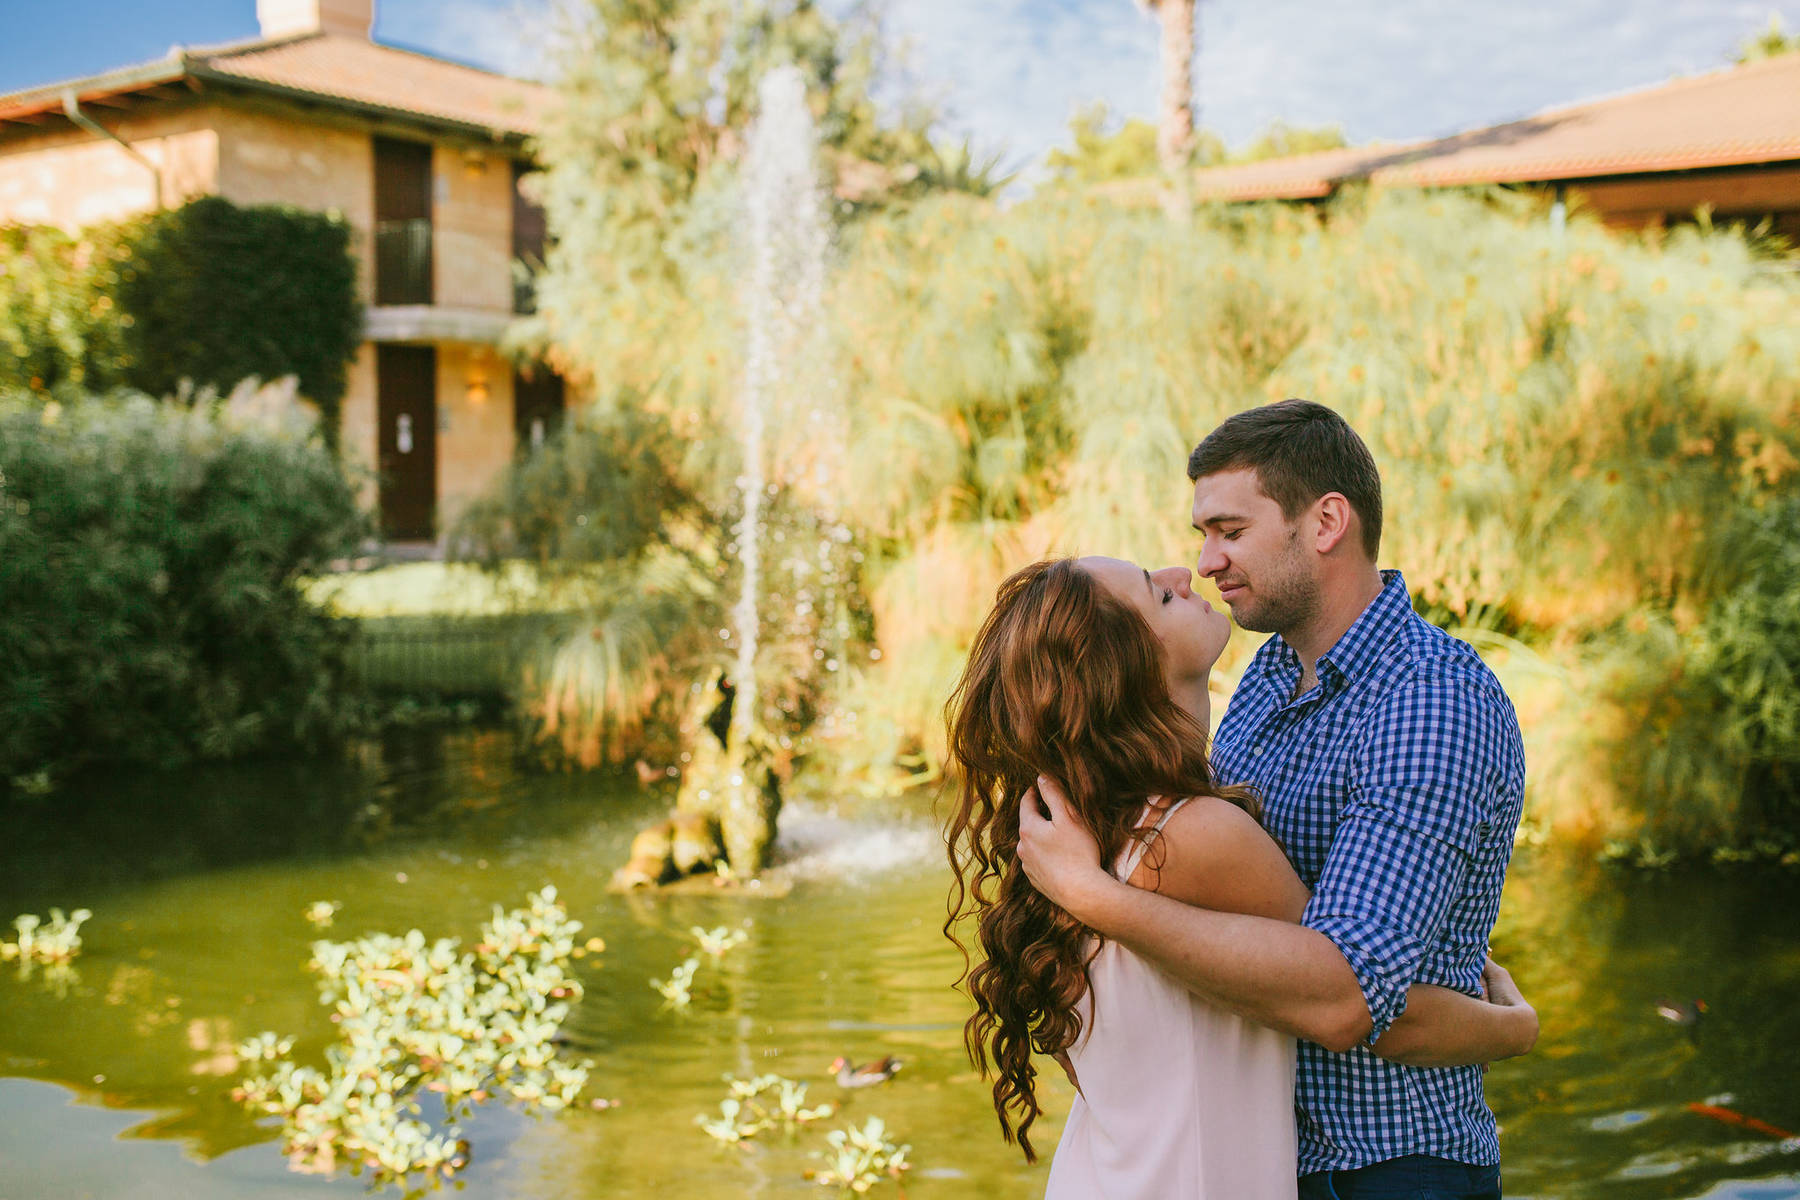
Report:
943,557,1536,1198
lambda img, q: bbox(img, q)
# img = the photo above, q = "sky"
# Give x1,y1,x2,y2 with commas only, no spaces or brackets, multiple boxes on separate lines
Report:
4,0,1796,168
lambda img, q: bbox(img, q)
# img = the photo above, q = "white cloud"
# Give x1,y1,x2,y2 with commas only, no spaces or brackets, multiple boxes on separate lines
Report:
374,0,1800,167
376,0,557,79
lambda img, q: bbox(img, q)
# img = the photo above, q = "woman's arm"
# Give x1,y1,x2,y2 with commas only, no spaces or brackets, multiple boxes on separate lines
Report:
1131,801,1536,1066
1372,958,1537,1067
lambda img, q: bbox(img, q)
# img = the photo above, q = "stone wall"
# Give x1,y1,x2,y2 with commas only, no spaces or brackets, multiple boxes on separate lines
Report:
431,143,515,313
435,343,516,527
0,102,220,228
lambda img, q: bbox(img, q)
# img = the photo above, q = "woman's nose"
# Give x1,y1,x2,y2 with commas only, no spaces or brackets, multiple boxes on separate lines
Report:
1151,566,1193,597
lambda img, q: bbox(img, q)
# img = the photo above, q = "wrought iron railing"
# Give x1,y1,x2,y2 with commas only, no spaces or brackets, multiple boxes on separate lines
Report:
345,613,566,696
374,218,433,306
512,256,541,315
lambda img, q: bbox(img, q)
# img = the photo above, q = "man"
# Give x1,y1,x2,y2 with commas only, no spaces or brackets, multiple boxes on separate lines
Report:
1018,399,1529,1198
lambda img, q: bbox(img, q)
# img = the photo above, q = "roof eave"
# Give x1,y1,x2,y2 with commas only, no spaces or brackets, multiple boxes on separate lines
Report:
0,56,190,121
1379,147,1800,189
184,62,535,144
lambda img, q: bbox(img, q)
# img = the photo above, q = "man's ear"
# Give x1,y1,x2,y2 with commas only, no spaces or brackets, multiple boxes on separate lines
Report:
1314,493,1354,554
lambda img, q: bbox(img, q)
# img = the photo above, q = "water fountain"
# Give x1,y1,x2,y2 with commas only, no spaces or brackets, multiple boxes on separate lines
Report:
614,66,843,888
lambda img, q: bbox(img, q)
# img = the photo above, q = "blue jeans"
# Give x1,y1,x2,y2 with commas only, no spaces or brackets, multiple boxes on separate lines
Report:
1298,1154,1502,1200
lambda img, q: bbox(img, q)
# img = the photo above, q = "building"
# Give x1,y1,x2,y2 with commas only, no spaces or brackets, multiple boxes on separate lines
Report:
1185,53,1800,241
0,0,568,541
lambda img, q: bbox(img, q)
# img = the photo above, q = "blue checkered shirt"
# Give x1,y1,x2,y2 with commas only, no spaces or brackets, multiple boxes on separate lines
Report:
1212,571,1525,1176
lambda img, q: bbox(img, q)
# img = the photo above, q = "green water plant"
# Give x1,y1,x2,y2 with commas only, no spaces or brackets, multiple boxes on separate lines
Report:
690,924,749,960
696,1073,835,1146
232,886,592,1189
304,901,342,929
808,1115,912,1194
651,956,701,1009
1,908,91,964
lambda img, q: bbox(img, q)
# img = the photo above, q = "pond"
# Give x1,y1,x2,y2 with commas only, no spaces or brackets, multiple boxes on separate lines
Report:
2,728,1797,1199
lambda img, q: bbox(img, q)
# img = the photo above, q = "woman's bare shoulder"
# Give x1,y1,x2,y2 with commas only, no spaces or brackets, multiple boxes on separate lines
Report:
1126,796,1308,923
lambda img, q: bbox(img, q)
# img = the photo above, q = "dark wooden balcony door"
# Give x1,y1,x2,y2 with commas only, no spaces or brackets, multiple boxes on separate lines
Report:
377,345,437,540
511,159,547,314
374,137,433,305
513,365,565,453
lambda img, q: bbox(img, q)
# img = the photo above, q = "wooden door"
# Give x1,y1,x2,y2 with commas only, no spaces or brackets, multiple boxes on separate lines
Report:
377,344,437,540
513,365,565,454
511,159,546,314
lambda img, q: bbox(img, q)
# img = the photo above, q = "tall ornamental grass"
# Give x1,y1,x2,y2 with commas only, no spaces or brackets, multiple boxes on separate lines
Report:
522,154,1797,846
818,187,1797,846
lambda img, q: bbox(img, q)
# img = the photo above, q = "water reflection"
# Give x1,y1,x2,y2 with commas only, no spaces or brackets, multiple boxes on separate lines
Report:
1,728,1797,1198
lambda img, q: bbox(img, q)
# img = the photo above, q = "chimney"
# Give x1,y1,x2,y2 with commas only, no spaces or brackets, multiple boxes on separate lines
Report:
257,0,375,39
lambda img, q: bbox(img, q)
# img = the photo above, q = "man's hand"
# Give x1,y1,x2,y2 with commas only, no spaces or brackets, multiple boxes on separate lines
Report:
1016,774,1115,920
1481,955,1539,1059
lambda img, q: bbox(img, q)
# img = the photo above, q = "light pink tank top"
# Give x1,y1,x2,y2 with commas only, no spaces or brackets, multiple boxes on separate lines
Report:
1044,799,1299,1199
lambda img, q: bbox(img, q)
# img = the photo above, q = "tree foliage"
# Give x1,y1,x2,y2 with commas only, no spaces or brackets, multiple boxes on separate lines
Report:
0,392,366,785
1045,104,1347,183
114,197,363,435
0,197,362,436
1736,12,1799,62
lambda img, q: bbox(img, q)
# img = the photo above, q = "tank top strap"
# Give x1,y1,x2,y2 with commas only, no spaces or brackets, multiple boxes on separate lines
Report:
1112,797,1191,881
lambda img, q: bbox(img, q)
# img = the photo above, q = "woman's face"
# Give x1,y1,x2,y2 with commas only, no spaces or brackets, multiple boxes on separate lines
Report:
1078,556,1232,686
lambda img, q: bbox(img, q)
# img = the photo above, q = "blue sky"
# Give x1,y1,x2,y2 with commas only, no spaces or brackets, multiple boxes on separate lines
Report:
5,0,1796,167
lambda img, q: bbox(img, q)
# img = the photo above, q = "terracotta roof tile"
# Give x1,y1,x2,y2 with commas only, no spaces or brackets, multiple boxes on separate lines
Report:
1193,53,1800,201
193,33,551,138
0,32,552,139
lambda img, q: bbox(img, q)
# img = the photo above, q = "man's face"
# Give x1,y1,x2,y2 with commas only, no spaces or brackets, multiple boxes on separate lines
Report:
1190,468,1320,635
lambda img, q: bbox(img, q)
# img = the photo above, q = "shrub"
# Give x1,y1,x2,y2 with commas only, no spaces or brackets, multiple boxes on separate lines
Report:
0,392,367,784
451,411,719,766
0,223,131,395
0,197,362,438
114,197,363,437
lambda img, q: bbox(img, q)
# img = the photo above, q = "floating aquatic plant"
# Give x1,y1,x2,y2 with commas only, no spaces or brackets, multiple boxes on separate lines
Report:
233,886,593,1190
690,924,749,960
808,1115,911,1194
304,901,342,929
1,908,91,964
697,1072,835,1144
651,956,701,1009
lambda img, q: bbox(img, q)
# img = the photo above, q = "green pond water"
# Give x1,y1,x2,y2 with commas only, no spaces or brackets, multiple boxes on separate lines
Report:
2,728,1797,1200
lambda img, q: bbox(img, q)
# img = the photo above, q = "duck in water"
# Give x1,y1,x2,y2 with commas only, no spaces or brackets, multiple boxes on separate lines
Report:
830,1055,902,1088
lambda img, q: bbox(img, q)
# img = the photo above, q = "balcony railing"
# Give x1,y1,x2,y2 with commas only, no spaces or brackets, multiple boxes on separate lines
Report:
375,218,433,306
512,256,542,315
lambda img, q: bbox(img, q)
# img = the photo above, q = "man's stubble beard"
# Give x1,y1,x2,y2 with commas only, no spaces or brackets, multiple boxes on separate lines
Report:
1228,530,1321,637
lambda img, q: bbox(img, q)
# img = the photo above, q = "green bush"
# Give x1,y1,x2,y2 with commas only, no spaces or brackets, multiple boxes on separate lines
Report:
0,392,368,784
449,411,720,767
114,197,362,436
0,223,131,394
0,197,362,437
1690,496,1800,822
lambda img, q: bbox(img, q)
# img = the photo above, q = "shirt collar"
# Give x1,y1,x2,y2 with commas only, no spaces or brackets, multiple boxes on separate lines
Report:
1241,570,1413,696
1312,569,1411,685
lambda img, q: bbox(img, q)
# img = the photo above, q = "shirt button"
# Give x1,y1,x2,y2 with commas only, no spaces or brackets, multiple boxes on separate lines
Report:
1252,747,1264,757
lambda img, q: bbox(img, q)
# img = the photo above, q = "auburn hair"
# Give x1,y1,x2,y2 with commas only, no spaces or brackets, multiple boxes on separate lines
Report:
942,557,1258,1161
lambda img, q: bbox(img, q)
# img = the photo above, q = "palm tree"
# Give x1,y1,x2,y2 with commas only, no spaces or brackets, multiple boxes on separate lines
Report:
1138,0,1197,175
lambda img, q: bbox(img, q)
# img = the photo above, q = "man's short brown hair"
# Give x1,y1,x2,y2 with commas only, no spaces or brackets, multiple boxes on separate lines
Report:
1187,399,1383,560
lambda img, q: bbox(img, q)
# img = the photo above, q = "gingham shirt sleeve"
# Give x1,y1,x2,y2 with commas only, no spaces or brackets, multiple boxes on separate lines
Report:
1300,666,1507,1043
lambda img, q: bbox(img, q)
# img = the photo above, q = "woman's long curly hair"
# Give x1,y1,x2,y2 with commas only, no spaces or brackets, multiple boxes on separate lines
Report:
942,558,1258,1162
